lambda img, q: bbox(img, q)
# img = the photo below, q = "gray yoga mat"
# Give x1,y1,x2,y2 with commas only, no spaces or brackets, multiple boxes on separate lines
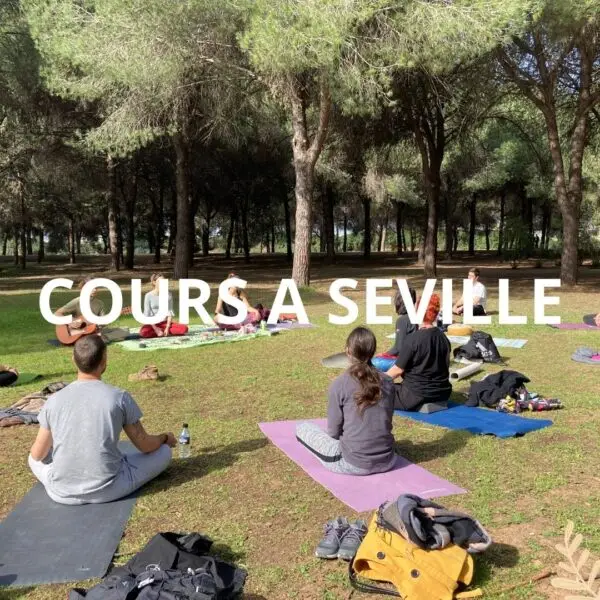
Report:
321,352,350,369
0,445,138,587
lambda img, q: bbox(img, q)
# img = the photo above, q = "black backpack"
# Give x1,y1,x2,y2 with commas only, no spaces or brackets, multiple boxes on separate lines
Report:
453,331,502,364
70,532,247,600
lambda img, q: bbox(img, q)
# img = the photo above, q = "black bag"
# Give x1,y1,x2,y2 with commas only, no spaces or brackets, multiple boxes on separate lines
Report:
453,331,501,364
70,532,246,600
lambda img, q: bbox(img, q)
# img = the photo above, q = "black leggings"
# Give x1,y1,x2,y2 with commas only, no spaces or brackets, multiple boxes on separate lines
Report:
0,371,18,387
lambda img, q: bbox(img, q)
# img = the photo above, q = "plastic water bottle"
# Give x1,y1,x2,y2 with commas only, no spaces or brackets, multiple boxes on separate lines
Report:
178,423,191,459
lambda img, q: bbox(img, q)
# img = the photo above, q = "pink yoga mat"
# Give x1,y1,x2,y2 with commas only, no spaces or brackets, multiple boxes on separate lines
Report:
550,323,599,330
258,419,466,512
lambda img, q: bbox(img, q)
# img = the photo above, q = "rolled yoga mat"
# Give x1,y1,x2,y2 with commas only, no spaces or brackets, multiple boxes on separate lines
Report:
449,362,482,382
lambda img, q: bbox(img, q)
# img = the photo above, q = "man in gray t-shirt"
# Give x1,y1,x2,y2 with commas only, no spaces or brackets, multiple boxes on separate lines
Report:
29,336,176,505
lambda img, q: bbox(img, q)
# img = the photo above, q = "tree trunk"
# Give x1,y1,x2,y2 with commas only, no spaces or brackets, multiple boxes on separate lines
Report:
101,232,108,254
453,227,459,253
410,225,415,252
292,159,313,281
468,194,477,256
395,201,404,257
498,190,505,256
124,166,137,270
37,229,44,263
289,78,331,286
379,210,388,252
2,231,8,256
13,230,18,265
343,214,348,252
147,226,155,254
319,220,325,253
485,225,490,252
153,177,164,264
201,216,210,257
69,218,76,265
401,226,407,253
107,156,120,270
173,130,191,279
324,183,335,262
76,229,82,255
283,193,292,262
271,223,276,253
19,227,26,270
241,195,250,263
226,209,236,259
26,228,33,255
444,191,453,260
363,197,371,259
545,204,552,250
117,214,124,264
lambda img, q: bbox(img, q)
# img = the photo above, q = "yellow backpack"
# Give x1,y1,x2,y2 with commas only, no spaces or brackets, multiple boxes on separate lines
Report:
349,513,482,599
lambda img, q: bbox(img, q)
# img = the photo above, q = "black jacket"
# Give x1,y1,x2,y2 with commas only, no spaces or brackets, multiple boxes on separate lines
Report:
466,370,530,408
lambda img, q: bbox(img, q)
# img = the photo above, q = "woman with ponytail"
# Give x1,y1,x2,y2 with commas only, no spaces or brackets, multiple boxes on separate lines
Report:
386,293,452,411
296,327,396,475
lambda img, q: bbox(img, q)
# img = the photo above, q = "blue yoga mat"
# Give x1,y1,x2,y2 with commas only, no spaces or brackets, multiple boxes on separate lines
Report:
395,402,553,438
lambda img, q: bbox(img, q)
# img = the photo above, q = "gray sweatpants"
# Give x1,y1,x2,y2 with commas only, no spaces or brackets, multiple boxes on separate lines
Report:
296,422,395,475
29,444,172,505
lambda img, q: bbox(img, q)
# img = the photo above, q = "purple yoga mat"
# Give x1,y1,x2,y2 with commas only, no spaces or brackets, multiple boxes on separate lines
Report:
269,321,316,330
549,323,599,330
258,419,466,512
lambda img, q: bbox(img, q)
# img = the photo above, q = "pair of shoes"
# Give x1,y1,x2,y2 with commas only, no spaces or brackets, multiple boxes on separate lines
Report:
315,517,367,561
128,365,159,382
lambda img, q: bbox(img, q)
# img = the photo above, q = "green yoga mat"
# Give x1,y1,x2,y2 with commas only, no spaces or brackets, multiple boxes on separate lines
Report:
12,373,41,386
116,329,276,351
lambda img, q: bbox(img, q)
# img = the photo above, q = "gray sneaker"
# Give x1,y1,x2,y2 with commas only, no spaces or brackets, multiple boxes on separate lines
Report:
337,519,367,561
315,517,349,559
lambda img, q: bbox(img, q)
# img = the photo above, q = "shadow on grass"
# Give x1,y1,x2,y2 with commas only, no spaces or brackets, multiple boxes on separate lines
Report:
395,429,470,463
474,542,520,587
142,438,269,496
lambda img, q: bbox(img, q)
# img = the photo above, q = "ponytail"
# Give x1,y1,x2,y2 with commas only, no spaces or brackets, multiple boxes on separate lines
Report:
348,360,381,415
345,326,381,415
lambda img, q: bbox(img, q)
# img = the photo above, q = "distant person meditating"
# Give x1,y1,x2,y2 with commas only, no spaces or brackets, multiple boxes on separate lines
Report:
583,313,600,327
372,288,418,372
28,335,176,505
140,273,189,338
386,294,452,411
0,365,18,387
54,277,129,343
214,273,261,329
296,327,396,475
452,267,487,316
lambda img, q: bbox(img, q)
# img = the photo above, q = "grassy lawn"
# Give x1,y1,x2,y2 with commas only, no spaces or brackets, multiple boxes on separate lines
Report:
1,253,599,600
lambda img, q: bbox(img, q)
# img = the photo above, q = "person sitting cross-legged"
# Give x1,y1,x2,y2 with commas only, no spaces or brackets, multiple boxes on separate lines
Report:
386,294,452,412
28,335,176,505
139,273,189,338
452,267,487,316
296,326,397,476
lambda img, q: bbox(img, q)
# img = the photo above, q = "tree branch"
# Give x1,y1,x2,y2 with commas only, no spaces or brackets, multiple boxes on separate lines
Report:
308,78,331,167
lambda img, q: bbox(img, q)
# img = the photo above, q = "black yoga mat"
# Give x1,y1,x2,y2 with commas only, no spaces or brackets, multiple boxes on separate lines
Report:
0,447,137,587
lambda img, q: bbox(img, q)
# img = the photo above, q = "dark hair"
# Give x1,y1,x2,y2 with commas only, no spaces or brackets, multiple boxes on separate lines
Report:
394,287,417,316
346,327,381,415
73,335,106,374
469,267,480,278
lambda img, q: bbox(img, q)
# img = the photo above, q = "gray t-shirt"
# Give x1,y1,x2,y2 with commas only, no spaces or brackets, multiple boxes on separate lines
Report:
327,371,395,470
37,380,142,498
143,291,174,317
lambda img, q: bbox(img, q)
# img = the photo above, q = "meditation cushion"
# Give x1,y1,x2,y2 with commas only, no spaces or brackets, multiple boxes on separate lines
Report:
447,324,473,336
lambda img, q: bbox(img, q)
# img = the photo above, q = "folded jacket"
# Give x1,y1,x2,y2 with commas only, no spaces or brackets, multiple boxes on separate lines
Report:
381,494,492,554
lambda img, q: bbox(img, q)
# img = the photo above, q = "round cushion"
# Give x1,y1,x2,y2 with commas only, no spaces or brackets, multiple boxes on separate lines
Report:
447,324,473,336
